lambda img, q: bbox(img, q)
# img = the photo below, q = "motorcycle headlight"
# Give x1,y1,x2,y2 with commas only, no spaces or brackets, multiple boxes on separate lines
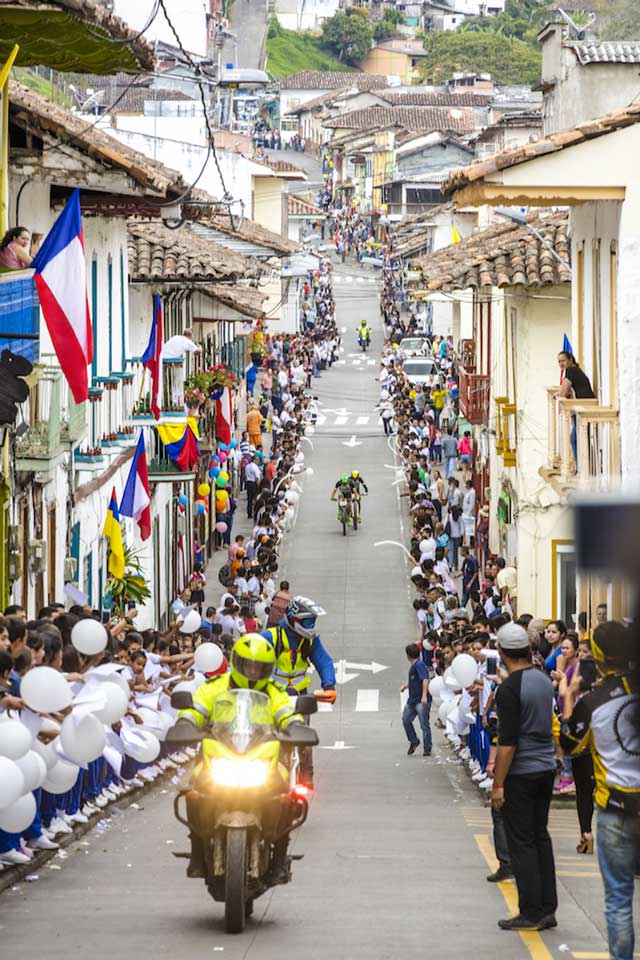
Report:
210,758,270,788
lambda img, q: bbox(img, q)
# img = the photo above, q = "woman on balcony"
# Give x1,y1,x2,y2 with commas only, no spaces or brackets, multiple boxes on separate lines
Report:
0,227,33,271
555,351,594,466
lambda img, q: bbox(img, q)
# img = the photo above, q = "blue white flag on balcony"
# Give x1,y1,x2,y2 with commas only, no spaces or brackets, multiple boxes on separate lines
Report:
141,293,163,420
32,189,92,403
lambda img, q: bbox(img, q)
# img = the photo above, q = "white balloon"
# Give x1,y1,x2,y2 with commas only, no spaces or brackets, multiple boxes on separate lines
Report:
304,426,315,436
428,675,445,700
419,539,429,554
173,679,198,695
93,682,129,725
444,666,462,691
284,507,295,522
285,491,299,505
32,737,58,771
42,758,80,795
291,481,302,493
0,792,36,833
71,618,108,656
305,467,314,477
60,714,106,765
180,610,202,634
0,719,32,759
451,653,478,689
0,756,25,808
135,707,166,736
123,729,160,764
254,600,267,623
21,666,72,713
438,700,457,723
194,643,224,674
93,668,130,700
15,749,47,792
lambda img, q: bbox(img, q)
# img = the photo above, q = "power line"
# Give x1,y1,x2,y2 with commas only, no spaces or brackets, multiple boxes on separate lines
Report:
86,0,161,44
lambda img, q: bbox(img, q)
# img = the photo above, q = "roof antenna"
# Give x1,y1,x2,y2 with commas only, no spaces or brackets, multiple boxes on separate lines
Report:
556,8,597,41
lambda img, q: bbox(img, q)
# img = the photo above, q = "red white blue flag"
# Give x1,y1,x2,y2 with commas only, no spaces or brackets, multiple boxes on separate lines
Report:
120,431,151,541
32,189,93,402
141,293,163,420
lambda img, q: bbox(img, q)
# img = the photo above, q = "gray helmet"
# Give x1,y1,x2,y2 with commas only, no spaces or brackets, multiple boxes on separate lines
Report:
285,596,326,639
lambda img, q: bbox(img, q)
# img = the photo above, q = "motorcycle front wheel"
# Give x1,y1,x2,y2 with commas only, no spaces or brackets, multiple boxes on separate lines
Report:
225,828,248,934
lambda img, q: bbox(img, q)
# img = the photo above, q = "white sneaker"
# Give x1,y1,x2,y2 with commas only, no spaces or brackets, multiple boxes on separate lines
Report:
468,761,481,773
163,758,178,770
129,777,145,789
28,834,59,851
0,849,31,865
459,748,471,760
81,803,98,818
18,842,34,860
109,783,124,796
50,816,73,835
93,794,108,808
69,811,89,824
173,751,187,763
101,789,118,802
479,777,494,790
139,768,154,782
472,770,486,782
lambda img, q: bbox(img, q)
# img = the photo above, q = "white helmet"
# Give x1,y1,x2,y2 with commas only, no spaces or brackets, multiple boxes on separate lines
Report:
285,596,326,639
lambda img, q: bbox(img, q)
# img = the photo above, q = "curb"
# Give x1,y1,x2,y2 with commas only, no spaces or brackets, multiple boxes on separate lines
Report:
0,761,193,895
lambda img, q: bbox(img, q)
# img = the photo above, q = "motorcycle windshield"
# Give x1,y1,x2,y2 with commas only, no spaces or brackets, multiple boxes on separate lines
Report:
211,689,275,755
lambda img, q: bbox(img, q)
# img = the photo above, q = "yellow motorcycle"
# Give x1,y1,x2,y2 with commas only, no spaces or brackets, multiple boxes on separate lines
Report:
168,688,318,933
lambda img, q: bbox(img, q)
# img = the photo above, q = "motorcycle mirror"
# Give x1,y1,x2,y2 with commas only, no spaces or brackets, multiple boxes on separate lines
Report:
295,695,318,716
166,722,204,745
171,691,194,710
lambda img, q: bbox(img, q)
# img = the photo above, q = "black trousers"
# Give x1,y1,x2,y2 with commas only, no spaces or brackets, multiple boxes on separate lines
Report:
503,771,558,921
246,480,258,517
572,751,595,835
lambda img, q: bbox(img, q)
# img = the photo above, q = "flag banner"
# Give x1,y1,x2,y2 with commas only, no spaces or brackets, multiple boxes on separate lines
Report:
120,432,151,540
141,293,163,420
102,486,125,579
32,189,92,402
215,386,233,445
155,416,200,471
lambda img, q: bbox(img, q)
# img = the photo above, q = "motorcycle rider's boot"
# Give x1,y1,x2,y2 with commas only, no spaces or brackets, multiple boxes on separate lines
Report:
267,839,292,886
186,834,206,879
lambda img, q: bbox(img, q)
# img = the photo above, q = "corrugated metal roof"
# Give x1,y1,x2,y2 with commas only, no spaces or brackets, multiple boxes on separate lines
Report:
189,222,279,259
570,41,640,65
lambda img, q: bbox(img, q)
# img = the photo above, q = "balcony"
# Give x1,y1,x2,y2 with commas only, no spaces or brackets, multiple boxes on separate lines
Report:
458,339,475,371
128,357,187,424
459,366,490,426
15,356,86,469
541,388,620,494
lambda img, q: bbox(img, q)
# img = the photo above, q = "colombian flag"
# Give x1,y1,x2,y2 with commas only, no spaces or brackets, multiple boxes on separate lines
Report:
155,416,200,471
103,486,125,579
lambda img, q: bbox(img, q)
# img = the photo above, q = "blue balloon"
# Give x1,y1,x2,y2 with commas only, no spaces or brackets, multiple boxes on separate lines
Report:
195,502,205,515
178,494,188,507
211,467,220,477
230,439,238,449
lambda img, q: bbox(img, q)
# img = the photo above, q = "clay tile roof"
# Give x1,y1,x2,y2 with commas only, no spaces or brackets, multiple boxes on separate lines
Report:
278,71,390,91
288,86,356,114
570,40,640,65
412,213,571,290
287,195,324,217
324,105,475,133
190,212,301,256
443,101,640,196
127,221,266,283
376,91,492,108
2,0,155,72
9,81,191,198
201,284,267,320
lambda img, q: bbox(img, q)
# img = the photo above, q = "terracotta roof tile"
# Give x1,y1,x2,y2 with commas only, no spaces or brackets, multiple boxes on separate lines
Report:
443,101,640,196
412,213,570,290
324,105,475,133
189,213,301,256
278,71,389,91
376,91,492,108
201,284,267,320
127,221,266,283
570,40,640,65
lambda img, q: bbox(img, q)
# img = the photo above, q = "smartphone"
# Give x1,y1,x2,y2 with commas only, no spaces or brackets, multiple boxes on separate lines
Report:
486,655,498,677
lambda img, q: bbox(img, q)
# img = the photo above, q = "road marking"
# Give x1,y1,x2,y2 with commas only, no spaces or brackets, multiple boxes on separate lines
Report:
343,660,388,674
335,416,348,425
319,740,356,750
367,359,376,366
355,416,369,425
334,661,359,684
317,701,334,712
557,870,601,878
474,834,554,960
571,955,640,959
342,435,362,447
315,415,326,425
355,689,379,712
345,276,353,283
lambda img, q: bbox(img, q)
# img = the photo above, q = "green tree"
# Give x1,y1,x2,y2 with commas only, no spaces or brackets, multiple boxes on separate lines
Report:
321,9,373,63
419,31,542,84
373,7,404,42
592,0,640,40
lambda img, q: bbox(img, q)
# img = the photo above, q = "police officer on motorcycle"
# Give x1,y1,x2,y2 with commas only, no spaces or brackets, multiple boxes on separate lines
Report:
263,596,336,786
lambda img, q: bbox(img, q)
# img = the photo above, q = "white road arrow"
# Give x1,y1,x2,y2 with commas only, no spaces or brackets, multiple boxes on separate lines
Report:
334,660,359,684
319,740,357,751
342,435,363,448
342,660,388,674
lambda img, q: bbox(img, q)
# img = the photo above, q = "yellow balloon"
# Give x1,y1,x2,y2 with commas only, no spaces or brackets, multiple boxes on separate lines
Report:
197,483,211,497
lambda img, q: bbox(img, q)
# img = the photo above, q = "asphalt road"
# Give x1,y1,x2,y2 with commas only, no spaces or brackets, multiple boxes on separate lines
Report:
222,0,268,70
0,263,628,959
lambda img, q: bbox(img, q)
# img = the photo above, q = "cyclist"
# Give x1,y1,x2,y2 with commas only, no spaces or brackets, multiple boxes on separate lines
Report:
331,472,356,523
349,469,368,522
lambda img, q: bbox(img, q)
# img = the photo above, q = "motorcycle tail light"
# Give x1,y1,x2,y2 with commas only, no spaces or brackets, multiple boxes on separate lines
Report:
210,758,270,788
292,784,311,799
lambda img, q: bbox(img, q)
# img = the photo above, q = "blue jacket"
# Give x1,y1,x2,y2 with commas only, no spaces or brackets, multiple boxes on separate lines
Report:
262,620,336,689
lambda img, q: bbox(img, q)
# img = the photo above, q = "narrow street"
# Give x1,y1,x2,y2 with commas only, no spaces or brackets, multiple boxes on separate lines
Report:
0,263,619,960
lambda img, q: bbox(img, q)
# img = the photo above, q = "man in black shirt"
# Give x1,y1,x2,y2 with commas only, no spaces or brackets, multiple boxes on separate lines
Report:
556,351,595,463
492,623,558,932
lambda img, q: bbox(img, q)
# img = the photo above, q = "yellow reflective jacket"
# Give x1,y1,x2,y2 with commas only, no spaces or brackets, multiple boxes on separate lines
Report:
264,625,313,692
178,672,301,730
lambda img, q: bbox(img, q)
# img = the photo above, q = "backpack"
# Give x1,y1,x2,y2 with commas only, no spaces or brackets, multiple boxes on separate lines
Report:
218,563,233,588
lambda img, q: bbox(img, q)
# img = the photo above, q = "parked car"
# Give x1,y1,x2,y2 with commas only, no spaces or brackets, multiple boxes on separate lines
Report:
402,357,437,386
398,337,431,358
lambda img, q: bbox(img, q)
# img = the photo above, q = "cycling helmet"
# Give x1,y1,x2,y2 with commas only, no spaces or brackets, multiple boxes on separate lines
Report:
341,473,350,484
285,596,326,640
230,634,276,690
351,470,359,479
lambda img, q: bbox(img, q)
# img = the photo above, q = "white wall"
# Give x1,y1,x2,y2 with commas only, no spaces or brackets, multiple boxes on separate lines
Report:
274,0,339,31
112,0,208,57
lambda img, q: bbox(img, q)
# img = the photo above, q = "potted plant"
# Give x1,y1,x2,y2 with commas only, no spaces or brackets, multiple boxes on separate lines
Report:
105,544,152,615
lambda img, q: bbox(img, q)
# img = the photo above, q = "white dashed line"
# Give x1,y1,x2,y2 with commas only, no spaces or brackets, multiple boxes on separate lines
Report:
355,689,380,712
355,416,369,426
334,416,348,425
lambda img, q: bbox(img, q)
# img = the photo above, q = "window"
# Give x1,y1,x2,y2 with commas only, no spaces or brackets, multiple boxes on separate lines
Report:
552,541,576,625
91,256,98,376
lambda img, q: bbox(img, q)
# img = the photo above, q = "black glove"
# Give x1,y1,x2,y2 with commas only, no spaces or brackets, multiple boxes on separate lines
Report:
166,718,203,744
323,685,335,691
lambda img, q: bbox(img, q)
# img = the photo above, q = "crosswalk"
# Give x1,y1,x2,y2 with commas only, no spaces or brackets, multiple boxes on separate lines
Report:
318,688,382,713
333,357,377,367
333,275,379,285
315,414,382,428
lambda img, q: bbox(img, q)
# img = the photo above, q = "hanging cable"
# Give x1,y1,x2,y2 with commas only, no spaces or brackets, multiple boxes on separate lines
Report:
86,0,161,44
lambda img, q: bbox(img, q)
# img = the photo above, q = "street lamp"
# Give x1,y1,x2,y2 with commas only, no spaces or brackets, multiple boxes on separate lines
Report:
494,206,572,277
